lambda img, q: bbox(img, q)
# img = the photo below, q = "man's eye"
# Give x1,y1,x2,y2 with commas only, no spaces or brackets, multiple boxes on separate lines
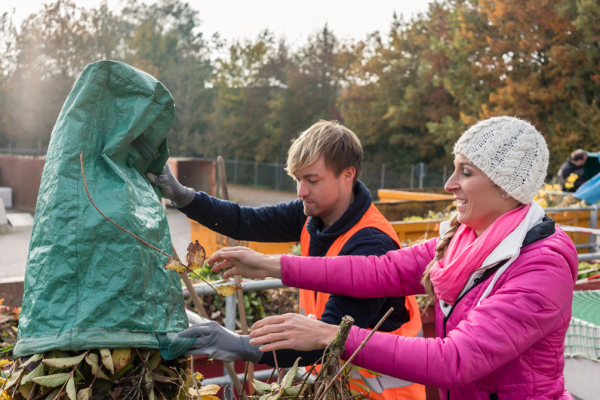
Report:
309,180,318,184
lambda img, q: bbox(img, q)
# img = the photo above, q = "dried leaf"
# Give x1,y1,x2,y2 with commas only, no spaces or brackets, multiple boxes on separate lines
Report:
20,353,43,368
252,380,273,394
4,369,24,390
153,374,177,383
43,353,86,369
284,386,306,396
194,372,204,381
111,349,131,372
215,284,242,296
77,387,92,400
0,359,12,368
148,390,156,400
66,376,76,400
21,362,44,385
197,384,221,396
186,241,206,268
99,349,114,375
31,373,70,387
0,299,3,305
200,396,219,400
165,257,187,273
85,354,111,380
281,357,300,389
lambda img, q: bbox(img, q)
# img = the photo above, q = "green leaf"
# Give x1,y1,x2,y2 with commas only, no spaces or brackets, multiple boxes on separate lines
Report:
19,381,35,398
0,345,14,354
85,353,111,381
99,349,114,375
76,387,92,400
148,350,162,371
46,389,61,400
66,375,77,400
20,353,43,368
252,379,273,394
349,380,371,394
21,362,45,385
48,351,71,359
32,373,70,387
280,357,300,389
4,368,24,390
43,353,86,369
110,363,133,380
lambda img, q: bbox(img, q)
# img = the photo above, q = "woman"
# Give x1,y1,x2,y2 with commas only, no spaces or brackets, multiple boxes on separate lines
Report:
205,117,578,399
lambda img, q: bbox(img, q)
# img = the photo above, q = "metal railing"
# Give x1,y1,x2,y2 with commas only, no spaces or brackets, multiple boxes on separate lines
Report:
183,278,287,397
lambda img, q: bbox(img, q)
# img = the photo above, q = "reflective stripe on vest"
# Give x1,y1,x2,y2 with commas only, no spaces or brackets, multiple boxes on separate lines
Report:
299,204,425,400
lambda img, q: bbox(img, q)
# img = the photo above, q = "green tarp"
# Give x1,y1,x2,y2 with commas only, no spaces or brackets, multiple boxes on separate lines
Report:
15,61,189,358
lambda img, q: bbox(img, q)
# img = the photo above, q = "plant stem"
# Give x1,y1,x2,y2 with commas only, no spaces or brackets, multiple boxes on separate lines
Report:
316,308,394,400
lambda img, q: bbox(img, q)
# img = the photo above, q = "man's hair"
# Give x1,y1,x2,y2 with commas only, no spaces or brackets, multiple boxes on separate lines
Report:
571,149,587,162
285,120,363,184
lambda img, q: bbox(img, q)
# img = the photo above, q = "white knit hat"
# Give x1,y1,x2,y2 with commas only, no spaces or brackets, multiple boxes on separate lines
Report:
453,116,549,204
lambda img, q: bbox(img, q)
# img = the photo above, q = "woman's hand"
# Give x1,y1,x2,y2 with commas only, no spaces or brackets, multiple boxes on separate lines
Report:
248,314,339,352
209,247,282,279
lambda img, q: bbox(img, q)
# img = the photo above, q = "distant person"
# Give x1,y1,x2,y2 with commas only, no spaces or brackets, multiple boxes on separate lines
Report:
558,149,588,192
147,120,425,400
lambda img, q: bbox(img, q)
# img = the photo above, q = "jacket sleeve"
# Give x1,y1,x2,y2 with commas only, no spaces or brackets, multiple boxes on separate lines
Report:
177,192,306,242
259,228,401,368
340,251,574,388
281,238,437,298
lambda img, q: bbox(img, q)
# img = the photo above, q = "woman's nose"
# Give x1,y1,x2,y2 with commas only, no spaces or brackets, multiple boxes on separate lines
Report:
444,171,459,193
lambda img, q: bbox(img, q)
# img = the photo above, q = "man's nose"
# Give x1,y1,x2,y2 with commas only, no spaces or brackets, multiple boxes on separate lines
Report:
297,181,309,198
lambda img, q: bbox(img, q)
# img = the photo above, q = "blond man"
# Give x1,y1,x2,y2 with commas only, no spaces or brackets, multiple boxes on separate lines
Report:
147,121,424,399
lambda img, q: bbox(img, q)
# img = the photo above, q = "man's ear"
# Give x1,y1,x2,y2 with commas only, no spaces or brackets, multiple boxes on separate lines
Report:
343,167,356,182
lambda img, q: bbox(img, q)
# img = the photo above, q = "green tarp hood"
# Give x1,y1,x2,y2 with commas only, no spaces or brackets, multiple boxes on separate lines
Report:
15,61,189,357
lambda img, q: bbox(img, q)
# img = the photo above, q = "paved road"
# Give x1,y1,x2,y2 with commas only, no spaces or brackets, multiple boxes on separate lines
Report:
0,186,296,280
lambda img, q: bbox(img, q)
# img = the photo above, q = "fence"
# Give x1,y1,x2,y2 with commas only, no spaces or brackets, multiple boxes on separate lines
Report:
221,158,450,195
0,148,449,196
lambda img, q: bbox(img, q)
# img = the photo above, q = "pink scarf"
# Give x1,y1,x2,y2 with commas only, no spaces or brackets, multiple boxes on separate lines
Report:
429,204,531,304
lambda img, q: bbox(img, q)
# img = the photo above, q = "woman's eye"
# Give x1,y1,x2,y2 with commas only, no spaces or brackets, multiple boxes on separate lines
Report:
461,169,472,177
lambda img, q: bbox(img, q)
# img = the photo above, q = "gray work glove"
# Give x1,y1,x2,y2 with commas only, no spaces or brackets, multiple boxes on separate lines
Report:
146,164,195,208
172,320,263,363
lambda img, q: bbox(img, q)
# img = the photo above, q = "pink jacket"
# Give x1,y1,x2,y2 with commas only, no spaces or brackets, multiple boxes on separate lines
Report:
281,229,578,400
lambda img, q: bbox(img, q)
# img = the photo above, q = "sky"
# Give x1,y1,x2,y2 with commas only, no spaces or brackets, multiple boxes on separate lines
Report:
1,0,435,43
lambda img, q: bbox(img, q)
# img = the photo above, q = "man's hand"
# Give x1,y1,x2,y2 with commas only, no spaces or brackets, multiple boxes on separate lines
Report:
209,247,282,279
173,319,263,362
248,314,338,352
146,164,195,208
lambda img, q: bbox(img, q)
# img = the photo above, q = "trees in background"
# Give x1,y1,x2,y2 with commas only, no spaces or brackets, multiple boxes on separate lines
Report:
0,0,599,173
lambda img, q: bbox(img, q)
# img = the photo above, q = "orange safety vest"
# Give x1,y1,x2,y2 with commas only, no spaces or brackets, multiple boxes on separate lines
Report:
299,204,425,400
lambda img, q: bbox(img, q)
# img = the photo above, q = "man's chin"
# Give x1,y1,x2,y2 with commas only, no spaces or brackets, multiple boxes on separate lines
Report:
303,206,318,217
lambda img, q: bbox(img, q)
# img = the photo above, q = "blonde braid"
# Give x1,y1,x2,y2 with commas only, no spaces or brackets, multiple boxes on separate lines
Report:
421,213,461,299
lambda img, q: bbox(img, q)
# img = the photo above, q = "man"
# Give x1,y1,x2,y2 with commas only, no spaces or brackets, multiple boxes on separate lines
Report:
558,149,588,192
147,120,425,399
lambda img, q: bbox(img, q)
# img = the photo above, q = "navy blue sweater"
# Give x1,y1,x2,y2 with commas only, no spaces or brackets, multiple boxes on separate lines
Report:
178,181,409,367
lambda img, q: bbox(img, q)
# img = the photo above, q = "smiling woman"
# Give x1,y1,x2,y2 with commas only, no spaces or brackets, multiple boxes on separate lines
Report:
208,116,577,400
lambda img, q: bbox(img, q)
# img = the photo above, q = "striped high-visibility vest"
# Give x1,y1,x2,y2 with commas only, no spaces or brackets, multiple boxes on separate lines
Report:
299,204,425,400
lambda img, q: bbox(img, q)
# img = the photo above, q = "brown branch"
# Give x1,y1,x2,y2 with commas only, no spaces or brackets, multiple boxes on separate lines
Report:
316,308,394,400
80,151,169,257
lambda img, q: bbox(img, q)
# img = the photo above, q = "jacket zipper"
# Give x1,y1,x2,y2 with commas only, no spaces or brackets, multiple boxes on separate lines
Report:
441,261,506,400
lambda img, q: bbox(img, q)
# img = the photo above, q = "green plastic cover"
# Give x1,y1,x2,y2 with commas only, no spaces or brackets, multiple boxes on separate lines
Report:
15,61,190,358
